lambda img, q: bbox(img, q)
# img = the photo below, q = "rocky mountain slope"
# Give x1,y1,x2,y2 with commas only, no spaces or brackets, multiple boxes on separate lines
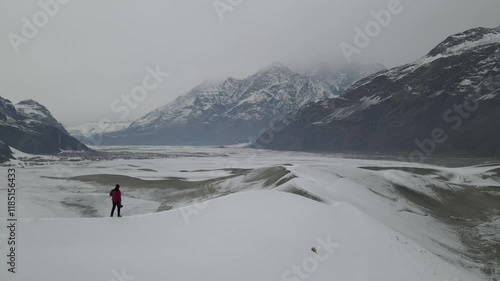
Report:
0,96,89,160
0,140,13,163
262,26,500,157
102,63,381,145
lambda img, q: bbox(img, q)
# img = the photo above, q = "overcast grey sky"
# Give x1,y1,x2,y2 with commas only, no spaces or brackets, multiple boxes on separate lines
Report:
1,0,499,126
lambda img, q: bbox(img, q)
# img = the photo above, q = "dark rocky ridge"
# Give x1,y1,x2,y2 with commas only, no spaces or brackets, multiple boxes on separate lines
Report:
0,96,89,160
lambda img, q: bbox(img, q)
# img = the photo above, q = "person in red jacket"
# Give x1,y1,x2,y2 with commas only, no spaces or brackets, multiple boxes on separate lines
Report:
109,184,122,217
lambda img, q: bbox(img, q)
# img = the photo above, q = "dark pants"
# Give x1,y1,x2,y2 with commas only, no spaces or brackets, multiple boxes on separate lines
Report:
111,201,121,217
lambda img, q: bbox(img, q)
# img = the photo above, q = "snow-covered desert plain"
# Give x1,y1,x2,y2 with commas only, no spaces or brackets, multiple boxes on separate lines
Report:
1,146,499,281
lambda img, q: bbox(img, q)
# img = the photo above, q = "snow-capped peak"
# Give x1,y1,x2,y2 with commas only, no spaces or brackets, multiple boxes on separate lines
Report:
427,26,500,58
122,63,345,144
15,99,51,120
14,99,68,133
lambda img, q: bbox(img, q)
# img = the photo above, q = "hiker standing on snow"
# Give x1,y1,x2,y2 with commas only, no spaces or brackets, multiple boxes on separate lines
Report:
110,184,122,217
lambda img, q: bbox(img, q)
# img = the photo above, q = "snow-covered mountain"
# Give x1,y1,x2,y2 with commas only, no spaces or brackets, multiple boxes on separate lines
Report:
263,26,500,156
14,99,69,134
67,120,133,145
0,96,88,160
105,63,380,145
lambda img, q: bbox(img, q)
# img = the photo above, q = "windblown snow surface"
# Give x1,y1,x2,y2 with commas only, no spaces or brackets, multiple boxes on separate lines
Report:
0,146,498,281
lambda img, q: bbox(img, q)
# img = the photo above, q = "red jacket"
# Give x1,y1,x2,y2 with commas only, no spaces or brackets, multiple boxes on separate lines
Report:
110,189,121,202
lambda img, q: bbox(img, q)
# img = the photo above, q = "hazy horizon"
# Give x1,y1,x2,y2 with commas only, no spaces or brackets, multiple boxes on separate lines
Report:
1,0,499,126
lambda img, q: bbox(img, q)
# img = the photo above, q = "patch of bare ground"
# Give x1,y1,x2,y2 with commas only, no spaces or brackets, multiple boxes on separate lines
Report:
389,174,500,278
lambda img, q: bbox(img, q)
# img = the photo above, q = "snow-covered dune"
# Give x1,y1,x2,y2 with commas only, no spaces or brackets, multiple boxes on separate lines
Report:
1,191,482,281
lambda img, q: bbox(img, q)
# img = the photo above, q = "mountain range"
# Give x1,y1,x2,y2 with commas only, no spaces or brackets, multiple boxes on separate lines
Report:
73,63,385,145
